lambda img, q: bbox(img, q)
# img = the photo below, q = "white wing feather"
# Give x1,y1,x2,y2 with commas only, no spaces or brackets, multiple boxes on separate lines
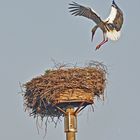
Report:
104,6,117,23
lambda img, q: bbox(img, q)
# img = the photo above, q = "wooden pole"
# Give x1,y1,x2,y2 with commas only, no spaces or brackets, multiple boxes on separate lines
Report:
64,107,77,140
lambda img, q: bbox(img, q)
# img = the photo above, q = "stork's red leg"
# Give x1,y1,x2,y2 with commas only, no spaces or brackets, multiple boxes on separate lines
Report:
95,34,108,50
95,38,108,50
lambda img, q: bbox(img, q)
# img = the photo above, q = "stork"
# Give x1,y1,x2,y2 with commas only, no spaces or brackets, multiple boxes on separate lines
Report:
69,0,124,50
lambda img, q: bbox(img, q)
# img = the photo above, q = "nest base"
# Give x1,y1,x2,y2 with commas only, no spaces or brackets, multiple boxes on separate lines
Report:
52,89,94,107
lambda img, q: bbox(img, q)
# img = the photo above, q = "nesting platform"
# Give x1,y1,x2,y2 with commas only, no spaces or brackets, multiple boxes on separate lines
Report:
23,64,107,119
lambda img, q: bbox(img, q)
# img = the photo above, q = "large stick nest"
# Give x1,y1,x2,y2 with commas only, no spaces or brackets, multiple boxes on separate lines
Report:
23,61,107,120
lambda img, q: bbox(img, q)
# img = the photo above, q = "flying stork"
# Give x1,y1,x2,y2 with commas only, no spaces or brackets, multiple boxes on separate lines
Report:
69,0,124,50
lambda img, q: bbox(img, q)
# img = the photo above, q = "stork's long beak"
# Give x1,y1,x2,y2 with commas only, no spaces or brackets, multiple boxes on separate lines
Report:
91,25,98,42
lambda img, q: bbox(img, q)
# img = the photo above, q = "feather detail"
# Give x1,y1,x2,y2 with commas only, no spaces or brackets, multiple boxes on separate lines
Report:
106,30,121,40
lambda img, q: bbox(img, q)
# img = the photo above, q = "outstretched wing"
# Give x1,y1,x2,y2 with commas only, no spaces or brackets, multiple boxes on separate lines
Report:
69,2,102,25
106,0,123,31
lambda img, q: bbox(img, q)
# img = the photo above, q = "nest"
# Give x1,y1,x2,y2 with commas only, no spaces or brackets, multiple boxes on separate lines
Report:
23,62,107,120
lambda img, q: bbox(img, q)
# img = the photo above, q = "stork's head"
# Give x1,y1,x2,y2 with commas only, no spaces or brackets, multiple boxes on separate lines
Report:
107,23,115,30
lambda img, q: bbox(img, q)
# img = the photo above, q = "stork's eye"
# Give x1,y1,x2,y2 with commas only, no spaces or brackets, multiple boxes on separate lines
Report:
107,23,114,29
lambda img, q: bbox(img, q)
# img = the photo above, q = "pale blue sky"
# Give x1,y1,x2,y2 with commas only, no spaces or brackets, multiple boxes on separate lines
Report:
0,0,140,140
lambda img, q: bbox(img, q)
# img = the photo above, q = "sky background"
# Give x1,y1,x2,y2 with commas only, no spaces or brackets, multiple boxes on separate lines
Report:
0,0,140,140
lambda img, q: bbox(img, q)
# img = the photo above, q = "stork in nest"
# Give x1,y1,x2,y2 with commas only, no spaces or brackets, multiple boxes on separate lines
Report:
69,0,124,50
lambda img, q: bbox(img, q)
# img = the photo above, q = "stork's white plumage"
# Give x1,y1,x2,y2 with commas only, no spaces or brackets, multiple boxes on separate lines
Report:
69,0,124,50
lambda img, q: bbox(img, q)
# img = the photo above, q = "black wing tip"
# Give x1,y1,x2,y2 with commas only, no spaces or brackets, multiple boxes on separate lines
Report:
112,0,116,6
68,1,80,15
68,1,80,9
69,1,78,6
112,0,119,8
112,0,115,4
